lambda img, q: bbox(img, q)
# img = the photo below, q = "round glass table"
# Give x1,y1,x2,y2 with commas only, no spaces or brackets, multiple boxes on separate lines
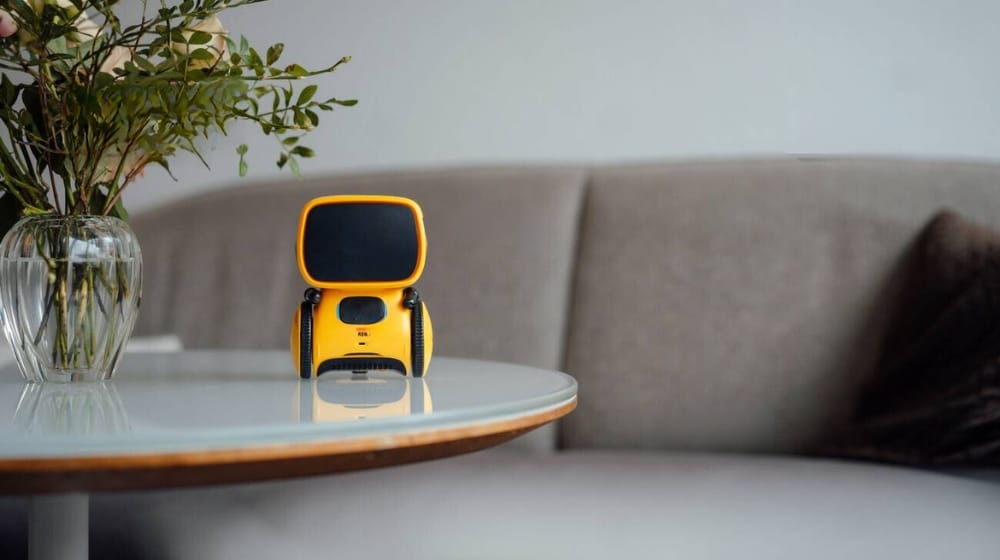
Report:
0,350,577,560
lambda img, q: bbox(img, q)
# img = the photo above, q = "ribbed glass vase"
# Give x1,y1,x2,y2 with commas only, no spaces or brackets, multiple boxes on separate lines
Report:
0,216,142,382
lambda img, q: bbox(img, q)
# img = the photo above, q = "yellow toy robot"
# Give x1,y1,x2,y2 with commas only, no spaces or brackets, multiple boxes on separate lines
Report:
290,195,433,378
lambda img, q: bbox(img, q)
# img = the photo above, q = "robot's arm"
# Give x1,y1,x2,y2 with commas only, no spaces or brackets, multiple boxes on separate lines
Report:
295,288,322,379
403,287,425,377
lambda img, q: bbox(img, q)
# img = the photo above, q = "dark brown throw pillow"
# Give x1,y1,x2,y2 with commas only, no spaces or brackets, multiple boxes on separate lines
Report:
833,210,1000,467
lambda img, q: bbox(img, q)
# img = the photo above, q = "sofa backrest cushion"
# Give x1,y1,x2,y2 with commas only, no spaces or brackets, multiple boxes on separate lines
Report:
131,167,586,374
561,158,1000,454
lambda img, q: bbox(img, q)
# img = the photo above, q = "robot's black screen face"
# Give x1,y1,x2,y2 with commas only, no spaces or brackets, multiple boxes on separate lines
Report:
303,202,419,283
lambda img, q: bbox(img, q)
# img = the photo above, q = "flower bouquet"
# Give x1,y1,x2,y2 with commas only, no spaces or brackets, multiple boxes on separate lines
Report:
0,0,353,381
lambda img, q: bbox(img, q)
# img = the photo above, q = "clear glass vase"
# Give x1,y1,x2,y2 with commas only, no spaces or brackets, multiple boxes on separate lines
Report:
0,216,142,382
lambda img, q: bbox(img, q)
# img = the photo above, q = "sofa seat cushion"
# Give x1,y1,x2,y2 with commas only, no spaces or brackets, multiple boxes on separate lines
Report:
86,450,1000,559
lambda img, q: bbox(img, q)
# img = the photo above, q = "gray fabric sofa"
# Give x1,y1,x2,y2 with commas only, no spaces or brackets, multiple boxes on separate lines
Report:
8,157,1000,558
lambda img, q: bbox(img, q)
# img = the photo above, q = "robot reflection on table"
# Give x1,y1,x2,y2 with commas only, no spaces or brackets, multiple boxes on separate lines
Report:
294,371,433,423
291,195,433,378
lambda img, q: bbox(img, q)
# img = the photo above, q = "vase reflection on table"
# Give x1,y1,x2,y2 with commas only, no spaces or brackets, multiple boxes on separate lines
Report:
0,215,142,383
13,381,130,435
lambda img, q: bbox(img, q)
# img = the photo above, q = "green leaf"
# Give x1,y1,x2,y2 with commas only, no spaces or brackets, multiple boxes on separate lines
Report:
188,48,217,61
45,36,68,55
297,85,317,105
135,55,158,73
266,43,284,66
284,64,308,77
291,146,314,158
293,109,308,128
236,144,248,155
152,157,177,181
187,31,213,45
305,109,319,127
248,47,262,67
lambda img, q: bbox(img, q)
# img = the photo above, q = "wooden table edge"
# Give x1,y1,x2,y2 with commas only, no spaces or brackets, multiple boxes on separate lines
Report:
0,396,577,494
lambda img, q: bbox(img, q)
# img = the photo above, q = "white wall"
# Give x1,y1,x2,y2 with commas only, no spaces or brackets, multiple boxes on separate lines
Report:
123,0,1000,211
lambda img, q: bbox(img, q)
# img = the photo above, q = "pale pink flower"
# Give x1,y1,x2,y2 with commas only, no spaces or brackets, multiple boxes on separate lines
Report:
0,10,17,38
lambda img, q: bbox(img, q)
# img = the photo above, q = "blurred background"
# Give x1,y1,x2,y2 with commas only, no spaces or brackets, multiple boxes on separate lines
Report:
122,0,1000,211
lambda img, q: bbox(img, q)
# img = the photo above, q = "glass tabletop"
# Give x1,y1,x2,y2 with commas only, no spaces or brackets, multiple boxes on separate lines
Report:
0,351,577,459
